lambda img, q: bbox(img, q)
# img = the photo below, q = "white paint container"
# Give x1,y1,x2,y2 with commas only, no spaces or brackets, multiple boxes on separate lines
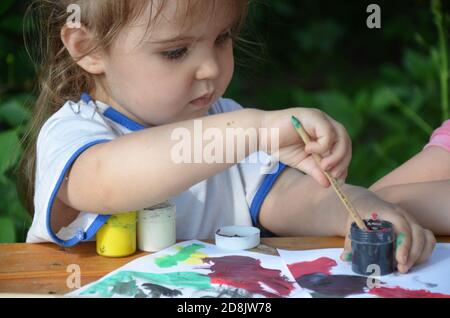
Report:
137,201,176,252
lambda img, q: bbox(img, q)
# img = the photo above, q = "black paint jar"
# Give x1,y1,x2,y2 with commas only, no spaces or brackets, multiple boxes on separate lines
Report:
350,219,395,276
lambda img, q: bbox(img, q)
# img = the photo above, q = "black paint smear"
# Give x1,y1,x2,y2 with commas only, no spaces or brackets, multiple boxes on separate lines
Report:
111,280,148,298
141,283,182,297
297,273,369,297
111,280,138,296
199,286,255,298
134,287,148,298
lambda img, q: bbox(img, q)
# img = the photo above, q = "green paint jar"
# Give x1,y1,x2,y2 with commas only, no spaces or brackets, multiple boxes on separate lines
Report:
96,211,137,257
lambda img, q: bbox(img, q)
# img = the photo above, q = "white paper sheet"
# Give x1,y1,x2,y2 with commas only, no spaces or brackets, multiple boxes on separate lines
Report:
278,243,450,298
68,240,311,298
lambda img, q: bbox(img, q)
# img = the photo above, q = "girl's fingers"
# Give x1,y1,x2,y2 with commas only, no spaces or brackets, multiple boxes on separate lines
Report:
303,116,336,156
308,164,330,187
332,169,347,184
401,223,426,273
338,169,348,182
417,229,436,265
400,213,434,270
322,138,350,175
304,138,335,157
296,155,330,187
328,153,351,180
340,220,353,262
379,212,412,268
320,125,352,172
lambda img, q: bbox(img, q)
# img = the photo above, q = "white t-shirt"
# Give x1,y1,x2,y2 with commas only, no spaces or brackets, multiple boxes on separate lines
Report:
26,95,287,246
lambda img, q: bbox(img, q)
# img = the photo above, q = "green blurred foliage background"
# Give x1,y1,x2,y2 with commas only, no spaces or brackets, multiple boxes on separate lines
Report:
0,0,448,242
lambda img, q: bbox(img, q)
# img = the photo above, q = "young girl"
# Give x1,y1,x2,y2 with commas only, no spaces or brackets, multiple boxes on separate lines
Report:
20,0,434,274
371,120,450,235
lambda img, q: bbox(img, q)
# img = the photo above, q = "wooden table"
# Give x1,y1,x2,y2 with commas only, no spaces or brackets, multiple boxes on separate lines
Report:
1,236,449,296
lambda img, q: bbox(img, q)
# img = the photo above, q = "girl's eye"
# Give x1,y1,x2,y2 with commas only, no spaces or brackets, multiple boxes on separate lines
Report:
160,31,231,61
215,31,232,46
161,47,188,61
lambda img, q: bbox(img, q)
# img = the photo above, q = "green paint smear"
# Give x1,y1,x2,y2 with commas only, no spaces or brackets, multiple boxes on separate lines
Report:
81,270,211,298
155,243,205,268
291,116,301,129
396,232,406,248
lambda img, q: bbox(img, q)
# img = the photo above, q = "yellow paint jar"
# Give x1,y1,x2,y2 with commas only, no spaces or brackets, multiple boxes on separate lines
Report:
96,212,137,257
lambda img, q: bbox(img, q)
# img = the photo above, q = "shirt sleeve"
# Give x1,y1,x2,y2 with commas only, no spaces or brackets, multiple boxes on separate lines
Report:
424,120,450,152
239,153,287,228
27,104,117,247
216,98,288,228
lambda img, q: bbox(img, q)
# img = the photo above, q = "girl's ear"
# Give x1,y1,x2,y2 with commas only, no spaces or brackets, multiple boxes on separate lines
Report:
61,25,105,75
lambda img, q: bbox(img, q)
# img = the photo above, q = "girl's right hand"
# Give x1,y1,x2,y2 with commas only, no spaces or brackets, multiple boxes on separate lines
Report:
260,108,352,187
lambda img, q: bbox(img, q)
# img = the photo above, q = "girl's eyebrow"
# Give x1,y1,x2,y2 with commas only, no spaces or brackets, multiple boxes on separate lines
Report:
149,35,197,45
148,24,234,45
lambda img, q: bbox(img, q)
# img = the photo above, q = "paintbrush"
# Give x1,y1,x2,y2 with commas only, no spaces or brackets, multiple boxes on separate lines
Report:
290,116,368,231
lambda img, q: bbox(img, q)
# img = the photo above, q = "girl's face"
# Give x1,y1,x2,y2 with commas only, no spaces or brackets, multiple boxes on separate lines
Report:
95,1,236,126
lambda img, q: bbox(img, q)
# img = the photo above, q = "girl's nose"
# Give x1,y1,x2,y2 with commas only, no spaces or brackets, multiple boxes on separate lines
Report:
195,53,220,81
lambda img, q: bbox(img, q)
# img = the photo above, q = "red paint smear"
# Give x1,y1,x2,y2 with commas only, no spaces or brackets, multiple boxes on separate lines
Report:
203,255,295,298
369,286,450,298
287,257,337,279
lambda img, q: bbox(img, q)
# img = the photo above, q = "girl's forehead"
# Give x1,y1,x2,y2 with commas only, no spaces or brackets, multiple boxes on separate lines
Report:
134,0,238,40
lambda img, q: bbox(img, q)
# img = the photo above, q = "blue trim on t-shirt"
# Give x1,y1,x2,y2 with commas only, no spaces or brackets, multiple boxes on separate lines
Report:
81,92,146,132
103,107,146,132
46,139,113,247
81,92,92,104
249,163,287,226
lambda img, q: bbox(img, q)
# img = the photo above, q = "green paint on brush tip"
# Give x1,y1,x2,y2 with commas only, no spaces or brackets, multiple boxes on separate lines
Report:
396,232,406,248
291,116,302,129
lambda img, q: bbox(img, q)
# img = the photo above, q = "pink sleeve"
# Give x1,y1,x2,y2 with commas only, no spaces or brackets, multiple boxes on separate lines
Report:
424,120,450,152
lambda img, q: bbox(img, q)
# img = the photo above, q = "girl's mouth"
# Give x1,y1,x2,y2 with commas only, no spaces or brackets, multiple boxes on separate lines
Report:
190,92,214,108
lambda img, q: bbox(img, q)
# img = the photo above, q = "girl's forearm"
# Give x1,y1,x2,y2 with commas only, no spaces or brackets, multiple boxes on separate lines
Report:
260,168,366,236
61,108,263,214
374,180,450,235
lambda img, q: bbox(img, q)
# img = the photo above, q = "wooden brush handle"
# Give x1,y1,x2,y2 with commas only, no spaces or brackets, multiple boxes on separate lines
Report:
293,119,368,230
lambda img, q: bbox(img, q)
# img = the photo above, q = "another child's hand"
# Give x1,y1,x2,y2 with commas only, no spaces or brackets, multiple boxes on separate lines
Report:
340,193,436,273
261,108,352,187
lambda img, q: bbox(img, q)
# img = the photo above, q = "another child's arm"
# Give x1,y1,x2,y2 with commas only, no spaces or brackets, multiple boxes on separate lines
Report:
370,146,450,191
58,107,350,215
371,120,450,191
259,167,436,273
369,147,450,235
368,121,450,235
374,180,450,235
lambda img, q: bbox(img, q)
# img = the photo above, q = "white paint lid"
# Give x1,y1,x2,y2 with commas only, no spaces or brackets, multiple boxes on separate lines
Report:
215,226,260,251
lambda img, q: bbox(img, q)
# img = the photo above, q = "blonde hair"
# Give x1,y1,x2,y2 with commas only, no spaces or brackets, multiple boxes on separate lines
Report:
17,0,250,215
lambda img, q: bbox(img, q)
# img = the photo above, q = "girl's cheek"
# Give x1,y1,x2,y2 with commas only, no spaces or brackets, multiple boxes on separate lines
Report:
219,60,234,92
